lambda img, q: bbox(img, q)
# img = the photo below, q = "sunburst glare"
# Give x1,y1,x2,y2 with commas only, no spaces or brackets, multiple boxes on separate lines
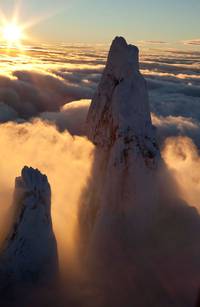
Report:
0,0,65,49
3,23,22,43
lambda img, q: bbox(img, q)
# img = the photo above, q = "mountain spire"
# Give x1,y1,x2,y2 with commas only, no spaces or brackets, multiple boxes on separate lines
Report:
86,36,159,169
0,166,58,292
83,37,161,240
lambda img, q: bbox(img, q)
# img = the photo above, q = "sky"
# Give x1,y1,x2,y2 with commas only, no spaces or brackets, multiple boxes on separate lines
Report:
0,0,199,45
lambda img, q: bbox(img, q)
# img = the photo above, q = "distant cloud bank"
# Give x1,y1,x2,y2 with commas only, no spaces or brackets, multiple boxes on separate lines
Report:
182,39,200,46
138,40,168,44
0,42,199,150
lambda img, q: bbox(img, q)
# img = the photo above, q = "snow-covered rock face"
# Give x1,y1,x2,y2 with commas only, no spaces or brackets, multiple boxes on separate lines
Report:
83,37,161,242
80,37,200,307
0,166,58,290
86,36,159,169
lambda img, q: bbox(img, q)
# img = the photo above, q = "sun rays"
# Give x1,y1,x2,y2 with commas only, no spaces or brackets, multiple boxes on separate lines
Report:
0,8,26,49
0,0,65,49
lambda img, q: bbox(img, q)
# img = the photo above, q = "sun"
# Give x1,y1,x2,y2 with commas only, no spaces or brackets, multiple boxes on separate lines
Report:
3,24,22,44
0,4,62,49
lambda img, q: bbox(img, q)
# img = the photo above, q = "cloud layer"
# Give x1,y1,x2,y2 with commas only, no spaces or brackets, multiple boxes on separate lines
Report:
0,42,199,306
0,43,199,240
0,120,94,268
0,43,199,204
182,39,200,46
0,43,199,141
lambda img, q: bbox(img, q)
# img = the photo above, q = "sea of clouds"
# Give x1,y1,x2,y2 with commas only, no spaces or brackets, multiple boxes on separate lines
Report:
0,41,199,306
0,41,199,220
0,40,199,269
0,42,199,139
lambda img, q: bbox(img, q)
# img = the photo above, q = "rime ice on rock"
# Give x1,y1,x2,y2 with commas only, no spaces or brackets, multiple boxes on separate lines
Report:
86,36,159,165
81,37,200,307
0,166,58,290
85,37,161,239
